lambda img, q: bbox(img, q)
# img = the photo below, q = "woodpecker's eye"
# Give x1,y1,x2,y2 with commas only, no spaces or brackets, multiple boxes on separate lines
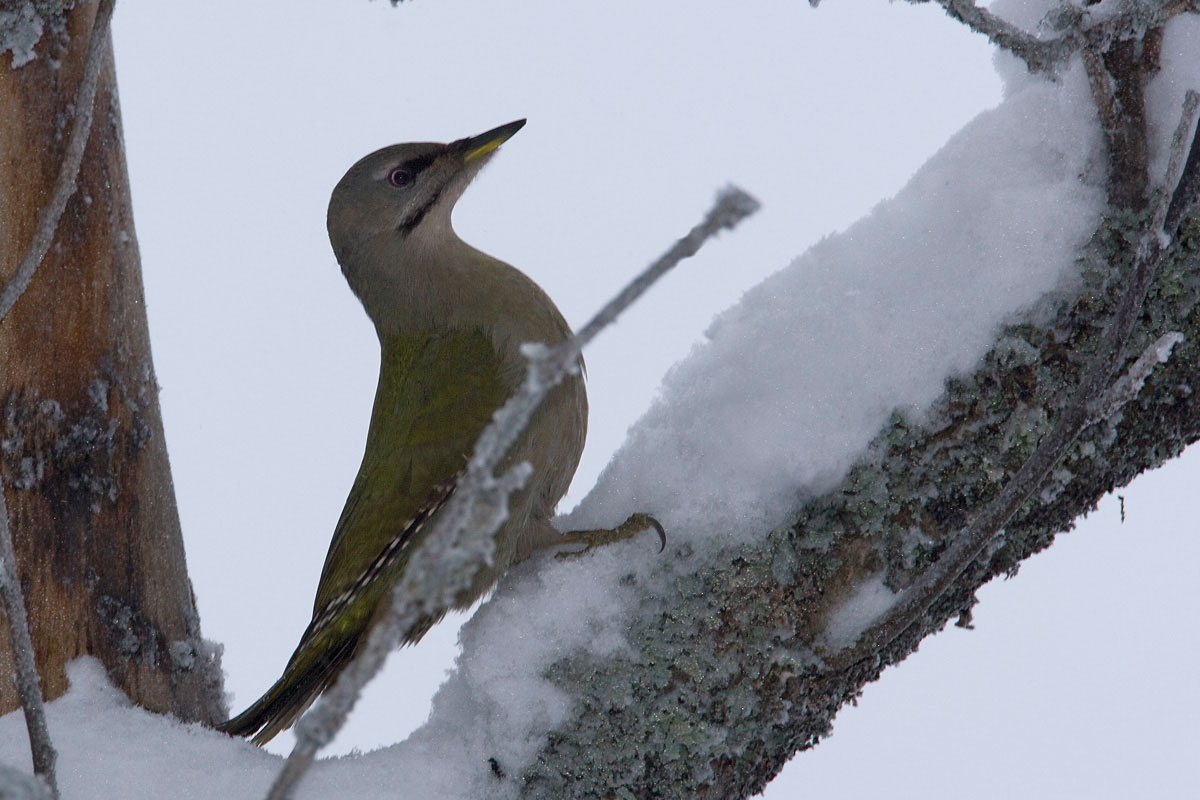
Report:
388,168,412,188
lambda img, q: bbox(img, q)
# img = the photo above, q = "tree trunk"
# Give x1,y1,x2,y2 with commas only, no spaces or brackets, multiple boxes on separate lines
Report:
0,2,221,723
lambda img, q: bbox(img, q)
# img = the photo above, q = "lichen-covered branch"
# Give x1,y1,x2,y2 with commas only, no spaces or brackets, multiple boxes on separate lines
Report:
518,206,1200,800
831,90,1200,674
513,11,1200,800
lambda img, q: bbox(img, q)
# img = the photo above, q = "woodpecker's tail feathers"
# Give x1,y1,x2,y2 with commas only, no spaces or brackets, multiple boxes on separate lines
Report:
217,629,358,745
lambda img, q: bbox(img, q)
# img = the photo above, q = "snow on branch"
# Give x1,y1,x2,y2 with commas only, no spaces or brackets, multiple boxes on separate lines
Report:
504,12,1200,798
906,0,1197,76
830,82,1200,673
264,187,759,800
933,0,1073,73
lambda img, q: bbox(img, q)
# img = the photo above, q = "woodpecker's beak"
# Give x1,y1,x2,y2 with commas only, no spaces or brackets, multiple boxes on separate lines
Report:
457,119,526,163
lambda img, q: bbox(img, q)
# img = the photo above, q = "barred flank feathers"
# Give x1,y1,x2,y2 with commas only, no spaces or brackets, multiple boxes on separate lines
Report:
218,481,455,744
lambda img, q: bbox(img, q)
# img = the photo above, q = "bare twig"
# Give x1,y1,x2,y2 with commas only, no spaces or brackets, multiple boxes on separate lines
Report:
1081,45,1121,147
0,478,56,799
830,90,1200,671
933,0,1069,74
1165,91,1200,235
571,188,761,351
264,187,760,800
0,0,116,324
1086,37,1155,210
921,0,1197,76
1151,94,1200,234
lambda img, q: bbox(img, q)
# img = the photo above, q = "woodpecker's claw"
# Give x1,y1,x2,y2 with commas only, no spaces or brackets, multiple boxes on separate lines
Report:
645,515,667,553
556,512,667,560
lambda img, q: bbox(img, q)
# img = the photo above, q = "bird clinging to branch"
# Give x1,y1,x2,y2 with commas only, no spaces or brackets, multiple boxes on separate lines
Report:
219,120,661,744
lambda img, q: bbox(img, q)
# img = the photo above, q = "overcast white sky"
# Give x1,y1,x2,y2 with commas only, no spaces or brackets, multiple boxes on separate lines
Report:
96,1,1200,796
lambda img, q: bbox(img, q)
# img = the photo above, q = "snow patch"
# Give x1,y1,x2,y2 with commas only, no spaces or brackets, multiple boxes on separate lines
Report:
568,50,1105,543
822,574,900,652
0,3,43,68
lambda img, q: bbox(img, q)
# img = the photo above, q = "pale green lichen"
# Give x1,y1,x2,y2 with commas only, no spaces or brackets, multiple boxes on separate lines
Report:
518,215,1200,798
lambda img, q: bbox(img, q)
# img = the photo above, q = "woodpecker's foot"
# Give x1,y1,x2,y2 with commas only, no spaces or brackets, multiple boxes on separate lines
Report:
556,513,666,560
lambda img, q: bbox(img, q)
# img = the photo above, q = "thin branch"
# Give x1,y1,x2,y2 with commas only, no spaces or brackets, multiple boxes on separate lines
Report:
1081,45,1122,152
1085,37,1155,211
923,0,1197,76
0,0,116,324
0,478,56,799
571,187,762,350
933,0,1069,74
264,186,759,800
1165,91,1200,235
830,90,1200,672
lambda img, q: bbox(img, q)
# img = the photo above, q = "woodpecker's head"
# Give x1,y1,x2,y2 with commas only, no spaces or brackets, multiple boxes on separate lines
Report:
327,119,525,261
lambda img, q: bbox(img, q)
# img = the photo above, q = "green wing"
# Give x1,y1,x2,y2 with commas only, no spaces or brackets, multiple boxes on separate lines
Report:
218,326,507,744
314,325,508,613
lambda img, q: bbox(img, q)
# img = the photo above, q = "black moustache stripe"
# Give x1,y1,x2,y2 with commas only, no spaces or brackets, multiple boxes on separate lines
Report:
398,187,443,236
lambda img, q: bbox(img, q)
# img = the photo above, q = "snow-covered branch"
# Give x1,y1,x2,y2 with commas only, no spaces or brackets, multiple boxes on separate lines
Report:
495,10,1200,799
240,6,1200,799
904,0,1198,76
832,84,1200,672
933,0,1072,73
